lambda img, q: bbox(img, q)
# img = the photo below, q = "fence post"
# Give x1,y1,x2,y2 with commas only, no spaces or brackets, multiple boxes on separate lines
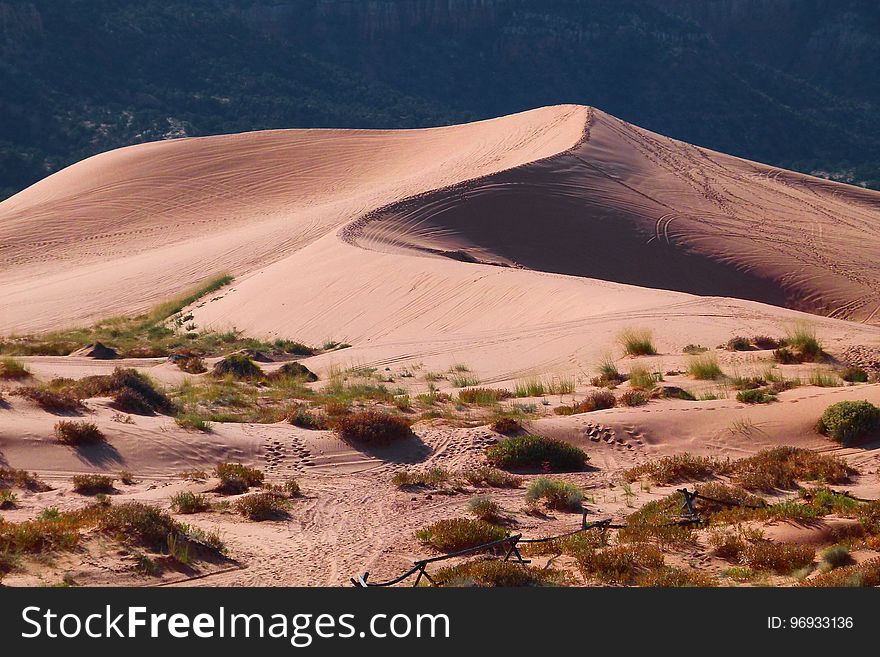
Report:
678,488,698,521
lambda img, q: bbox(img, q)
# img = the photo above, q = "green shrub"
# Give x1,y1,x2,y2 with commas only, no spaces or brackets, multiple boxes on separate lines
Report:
215,463,264,494
577,544,664,584
618,328,657,356
785,322,823,362
733,447,854,491
268,362,317,383
431,560,568,587
736,388,777,404
98,502,179,551
514,378,545,397
287,406,328,430
816,400,880,445
391,467,451,488
486,435,587,472
803,557,880,587
819,545,853,571
170,491,211,514
235,492,290,520
212,354,263,379
111,387,155,415
174,412,213,432
0,489,18,509
282,478,301,497
54,421,105,445
415,518,508,553
489,417,522,435
687,354,723,380
0,357,31,380
624,454,730,484
627,366,658,391
335,410,414,446
72,474,115,494
526,477,583,511
841,367,869,383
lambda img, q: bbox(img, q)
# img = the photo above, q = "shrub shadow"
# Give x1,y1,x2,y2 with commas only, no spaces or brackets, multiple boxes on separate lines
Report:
74,442,125,467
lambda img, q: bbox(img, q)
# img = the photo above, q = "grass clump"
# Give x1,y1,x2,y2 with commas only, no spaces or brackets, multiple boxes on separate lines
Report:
215,462,264,494
785,321,824,362
335,410,414,446
286,406,328,430
733,447,855,492
619,390,649,407
635,566,718,587
459,466,521,489
486,435,587,472
458,387,512,405
736,388,777,404
391,467,451,489
627,366,658,391
431,560,568,587
618,328,657,357
235,492,290,520
450,373,480,388
0,357,31,380
174,412,213,432
415,518,508,553
54,420,105,445
818,545,853,571
212,354,263,380
514,378,546,398
466,495,502,522
816,400,880,446
623,454,731,485
743,541,815,575
72,474,115,495
170,491,211,514
803,557,880,587
687,354,723,380
0,489,18,509
525,477,583,511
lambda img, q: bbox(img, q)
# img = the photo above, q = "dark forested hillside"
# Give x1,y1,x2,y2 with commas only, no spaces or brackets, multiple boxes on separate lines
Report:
2,0,880,199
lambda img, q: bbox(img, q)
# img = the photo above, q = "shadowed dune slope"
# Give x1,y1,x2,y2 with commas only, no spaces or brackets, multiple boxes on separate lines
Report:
347,108,880,323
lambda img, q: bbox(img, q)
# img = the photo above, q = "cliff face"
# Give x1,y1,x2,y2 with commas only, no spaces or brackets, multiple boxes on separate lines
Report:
1,0,879,200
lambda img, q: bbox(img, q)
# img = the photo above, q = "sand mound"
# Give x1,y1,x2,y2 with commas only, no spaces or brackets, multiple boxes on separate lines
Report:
70,342,117,359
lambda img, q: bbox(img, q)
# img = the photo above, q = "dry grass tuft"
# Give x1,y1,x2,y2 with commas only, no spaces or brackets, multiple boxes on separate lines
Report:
335,410,415,446
54,420,105,445
415,518,508,553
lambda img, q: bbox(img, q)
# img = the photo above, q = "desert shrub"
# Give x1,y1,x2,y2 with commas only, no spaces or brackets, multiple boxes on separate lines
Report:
458,387,512,405
0,489,18,509
617,494,695,547
682,344,708,355
489,417,522,435
732,447,854,492
618,328,657,356
54,420,105,445
212,354,263,379
215,463,264,495
282,478,301,497
624,454,731,484
415,518,508,553
0,466,49,491
77,368,173,414
841,367,869,383
736,388,777,404
555,390,617,415
726,336,752,351
808,368,841,387
753,335,782,350
593,356,627,386
72,474,115,494
693,482,766,518
687,354,723,380
174,412,212,432
111,387,155,415
459,466,521,489
627,365,658,391
466,495,502,521
577,544,664,584
391,467,451,489
287,406,328,430
97,502,210,555
661,386,697,401
170,491,211,514
635,566,718,587
431,560,568,587
526,477,583,511
819,545,853,571
619,390,649,407
269,362,317,383
816,400,880,445
14,386,83,413
857,501,880,535
803,557,880,587
450,374,480,388
235,492,290,520
335,410,414,446
522,527,608,559
709,527,752,561
0,514,82,554
486,435,587,472
743,541,815,574
0,357,31,380
176,355,207,374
